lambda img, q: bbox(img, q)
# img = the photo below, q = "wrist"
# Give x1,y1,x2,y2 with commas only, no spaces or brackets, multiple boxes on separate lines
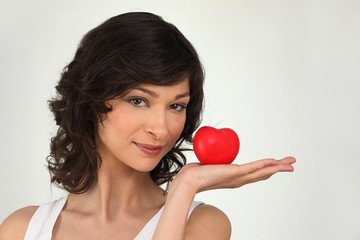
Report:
153,172,197,240
168,174,197,203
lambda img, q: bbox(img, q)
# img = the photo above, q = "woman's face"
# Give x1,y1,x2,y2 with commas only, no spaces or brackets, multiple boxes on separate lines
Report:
97,79,190,172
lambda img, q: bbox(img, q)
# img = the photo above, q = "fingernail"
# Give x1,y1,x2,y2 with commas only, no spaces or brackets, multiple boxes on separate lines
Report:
289,156,296,163
287,166,294,172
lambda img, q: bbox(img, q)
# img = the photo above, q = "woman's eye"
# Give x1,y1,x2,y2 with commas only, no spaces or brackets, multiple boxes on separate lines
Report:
170,104,187,112
129,98,147,107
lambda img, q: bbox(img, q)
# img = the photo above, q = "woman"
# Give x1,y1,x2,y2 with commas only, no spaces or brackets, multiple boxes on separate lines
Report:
0,12,295,239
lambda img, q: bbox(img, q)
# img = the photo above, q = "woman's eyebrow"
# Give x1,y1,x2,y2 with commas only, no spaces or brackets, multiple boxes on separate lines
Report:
174,92,190,100
134,87,190,100
134,87,158,98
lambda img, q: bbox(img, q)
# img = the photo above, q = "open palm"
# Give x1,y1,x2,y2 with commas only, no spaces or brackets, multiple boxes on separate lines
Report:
175,157,296,193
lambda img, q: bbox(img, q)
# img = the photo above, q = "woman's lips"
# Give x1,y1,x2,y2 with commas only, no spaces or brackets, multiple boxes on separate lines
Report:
134,143,164,156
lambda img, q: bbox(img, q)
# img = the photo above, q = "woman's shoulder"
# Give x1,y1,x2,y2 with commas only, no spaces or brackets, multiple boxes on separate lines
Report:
186,204,231,239
0,205,39,240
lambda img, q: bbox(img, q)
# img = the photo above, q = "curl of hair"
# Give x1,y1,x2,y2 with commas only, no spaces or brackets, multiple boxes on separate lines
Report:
47,12,204,194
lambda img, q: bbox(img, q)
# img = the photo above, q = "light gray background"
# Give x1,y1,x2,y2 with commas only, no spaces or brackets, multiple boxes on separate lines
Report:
1,0,359,239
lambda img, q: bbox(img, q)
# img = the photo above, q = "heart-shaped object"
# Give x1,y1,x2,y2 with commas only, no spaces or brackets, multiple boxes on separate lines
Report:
193,126,240,165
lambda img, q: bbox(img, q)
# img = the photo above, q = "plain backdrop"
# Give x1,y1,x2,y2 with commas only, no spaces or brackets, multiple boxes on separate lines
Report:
1,0,359,239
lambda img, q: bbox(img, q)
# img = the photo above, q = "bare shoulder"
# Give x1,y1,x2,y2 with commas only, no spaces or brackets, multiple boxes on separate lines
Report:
0,205,38,240
185,204,231,240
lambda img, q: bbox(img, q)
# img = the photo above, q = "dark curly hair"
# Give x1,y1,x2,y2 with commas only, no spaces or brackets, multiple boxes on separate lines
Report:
46,12,204,194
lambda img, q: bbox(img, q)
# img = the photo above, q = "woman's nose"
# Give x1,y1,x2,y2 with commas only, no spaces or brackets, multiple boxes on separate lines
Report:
144,108,169,139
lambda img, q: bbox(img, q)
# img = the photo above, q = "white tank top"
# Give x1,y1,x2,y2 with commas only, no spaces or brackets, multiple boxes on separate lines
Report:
24,195,203,240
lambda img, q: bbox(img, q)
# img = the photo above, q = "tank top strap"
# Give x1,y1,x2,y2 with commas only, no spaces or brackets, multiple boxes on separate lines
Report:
24,195,69,240
134,200,204,240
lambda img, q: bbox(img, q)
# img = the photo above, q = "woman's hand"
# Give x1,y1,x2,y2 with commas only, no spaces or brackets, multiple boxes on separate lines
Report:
173,156,296,194
154,157,295,240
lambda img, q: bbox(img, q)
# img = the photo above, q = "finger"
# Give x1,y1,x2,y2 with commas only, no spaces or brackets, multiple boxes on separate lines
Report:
250,163,293,181
197,157,295,191
229,162,294,188
226,157,294,185
277,156,296,165
235,158,277,175
220,159,279,186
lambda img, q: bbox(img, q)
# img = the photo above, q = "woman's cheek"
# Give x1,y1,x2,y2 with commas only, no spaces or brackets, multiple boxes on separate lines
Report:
172,115,186,137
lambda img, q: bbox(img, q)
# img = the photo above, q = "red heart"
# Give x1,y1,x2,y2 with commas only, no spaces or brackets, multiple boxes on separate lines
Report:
193,126,240,165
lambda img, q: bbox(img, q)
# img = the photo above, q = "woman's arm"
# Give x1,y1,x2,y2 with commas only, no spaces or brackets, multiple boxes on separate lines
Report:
185,204,231,239
0,206,38,240
153,157,295,240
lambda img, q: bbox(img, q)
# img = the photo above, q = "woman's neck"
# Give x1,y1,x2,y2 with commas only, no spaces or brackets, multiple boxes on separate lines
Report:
67,157,166,222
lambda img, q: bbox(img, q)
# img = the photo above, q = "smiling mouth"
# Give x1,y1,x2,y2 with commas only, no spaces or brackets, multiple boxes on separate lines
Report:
134,142,164,156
